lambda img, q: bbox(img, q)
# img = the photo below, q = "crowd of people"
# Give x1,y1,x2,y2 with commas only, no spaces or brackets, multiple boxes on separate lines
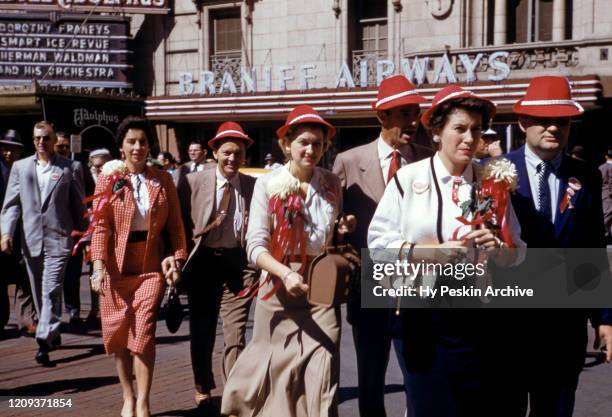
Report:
1,74,612,417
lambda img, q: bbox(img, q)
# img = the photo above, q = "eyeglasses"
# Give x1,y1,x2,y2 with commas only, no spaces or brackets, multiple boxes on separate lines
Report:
33,135,52,142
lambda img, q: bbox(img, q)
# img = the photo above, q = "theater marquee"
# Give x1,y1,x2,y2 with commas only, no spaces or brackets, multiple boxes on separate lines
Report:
0,13,131,88
0,0,169,14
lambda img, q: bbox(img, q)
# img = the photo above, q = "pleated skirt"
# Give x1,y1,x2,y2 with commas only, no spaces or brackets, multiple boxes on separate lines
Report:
221,274,341,417
100,241,165,355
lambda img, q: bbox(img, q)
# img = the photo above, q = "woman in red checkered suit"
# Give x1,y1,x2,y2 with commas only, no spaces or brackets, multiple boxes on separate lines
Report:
90,116,187,417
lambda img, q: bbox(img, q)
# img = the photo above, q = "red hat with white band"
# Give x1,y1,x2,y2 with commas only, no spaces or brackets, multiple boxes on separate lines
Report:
372,75,426,110
208,121,254,149
420,84,496,128
513,76,584,117
276,104,336,140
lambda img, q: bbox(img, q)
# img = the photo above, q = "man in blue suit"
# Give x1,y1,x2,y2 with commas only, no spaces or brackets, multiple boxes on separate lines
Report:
502,76,612,416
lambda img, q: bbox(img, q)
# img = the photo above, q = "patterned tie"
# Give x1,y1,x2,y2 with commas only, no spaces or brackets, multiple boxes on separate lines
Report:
537,161,553,222
387,150,401,182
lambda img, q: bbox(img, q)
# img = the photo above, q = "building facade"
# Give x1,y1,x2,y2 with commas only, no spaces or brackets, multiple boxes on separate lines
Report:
2,1,610,164
142,0,612,166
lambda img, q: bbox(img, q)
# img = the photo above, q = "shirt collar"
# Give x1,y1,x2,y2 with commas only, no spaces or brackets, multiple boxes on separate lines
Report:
216,166,240,190
433,152,474,185
377,136,395,161
35,154,56,167
524,145,562,173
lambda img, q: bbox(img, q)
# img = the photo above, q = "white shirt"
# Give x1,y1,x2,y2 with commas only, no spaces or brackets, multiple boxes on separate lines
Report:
204,167,243,248
35,157,54,199
377,137,409,185
190,161,205,173
246,164,340,265
129,173,150,231
524,145,561,222
368,153,525,255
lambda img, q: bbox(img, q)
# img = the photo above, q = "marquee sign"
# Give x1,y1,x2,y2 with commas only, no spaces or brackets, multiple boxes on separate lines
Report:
0,0,169,15
0,13,131,88
178,52,512,96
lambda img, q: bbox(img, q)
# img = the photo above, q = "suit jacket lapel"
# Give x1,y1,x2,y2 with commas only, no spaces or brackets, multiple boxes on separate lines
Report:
145,169,161,217
27,157,42,209
360,140,385,201
42,163,63,207
196,167,216,235
515,146,534,207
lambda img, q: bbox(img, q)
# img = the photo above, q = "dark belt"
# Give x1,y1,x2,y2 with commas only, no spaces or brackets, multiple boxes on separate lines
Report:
202,246,242,257
128,231,148,243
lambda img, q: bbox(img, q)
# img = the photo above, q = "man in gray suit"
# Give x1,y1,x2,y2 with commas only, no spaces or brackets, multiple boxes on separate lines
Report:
333,75,433,417
1,121,87,365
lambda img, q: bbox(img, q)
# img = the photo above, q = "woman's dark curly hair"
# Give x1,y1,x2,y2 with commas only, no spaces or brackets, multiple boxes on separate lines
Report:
427,98,493,133
115,116,158,153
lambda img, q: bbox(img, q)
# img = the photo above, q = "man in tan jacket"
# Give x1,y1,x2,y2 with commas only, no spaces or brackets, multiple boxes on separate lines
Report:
332,75,433,417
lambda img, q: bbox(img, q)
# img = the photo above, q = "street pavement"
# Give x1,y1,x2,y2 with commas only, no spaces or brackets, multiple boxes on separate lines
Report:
1,274,611,417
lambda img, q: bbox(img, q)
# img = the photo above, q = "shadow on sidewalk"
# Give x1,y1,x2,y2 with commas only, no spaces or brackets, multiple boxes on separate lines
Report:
0,376,119,396
153,396,221,417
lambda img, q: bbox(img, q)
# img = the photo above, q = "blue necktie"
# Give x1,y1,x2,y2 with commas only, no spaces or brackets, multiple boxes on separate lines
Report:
537,161,553,222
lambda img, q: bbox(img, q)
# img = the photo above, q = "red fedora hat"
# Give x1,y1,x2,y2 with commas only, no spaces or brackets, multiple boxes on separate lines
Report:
276,105,336,140
372,75,426,110
208,121,254,149
420,84,496,128
513,76,584,117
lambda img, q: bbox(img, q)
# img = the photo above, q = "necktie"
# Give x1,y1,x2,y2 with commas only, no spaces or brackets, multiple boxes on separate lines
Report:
191,162,199,173
537,161,553,222
201,182,232,236
387,150,401,182
134,174,143,203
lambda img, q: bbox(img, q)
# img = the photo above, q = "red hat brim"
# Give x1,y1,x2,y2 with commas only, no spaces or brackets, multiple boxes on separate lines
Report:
420,92,496,128
512,100,583,118
372,93,427,111
207,132,254,149
276,115,336,140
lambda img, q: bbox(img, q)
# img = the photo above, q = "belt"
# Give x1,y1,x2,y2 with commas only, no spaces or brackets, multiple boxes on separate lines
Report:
128,231,148,243
203,246,242,257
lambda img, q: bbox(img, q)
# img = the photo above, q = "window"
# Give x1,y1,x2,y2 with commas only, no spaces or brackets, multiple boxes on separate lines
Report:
209,8,242,90
210,8,241,57
361,18,388,53
508,0,554,43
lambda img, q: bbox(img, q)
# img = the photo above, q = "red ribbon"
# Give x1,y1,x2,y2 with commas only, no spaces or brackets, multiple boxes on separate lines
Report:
239,193,308,300
70,174,127,257
453,178,515,248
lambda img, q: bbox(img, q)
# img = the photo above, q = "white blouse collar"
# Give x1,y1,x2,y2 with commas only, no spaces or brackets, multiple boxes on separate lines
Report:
433,152,474,185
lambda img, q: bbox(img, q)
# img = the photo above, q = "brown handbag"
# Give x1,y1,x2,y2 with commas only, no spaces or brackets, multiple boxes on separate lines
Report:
307,220,358,307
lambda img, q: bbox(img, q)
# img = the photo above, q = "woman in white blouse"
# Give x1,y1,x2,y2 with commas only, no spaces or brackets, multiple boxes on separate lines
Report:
221,105,353,417
368,85,525,417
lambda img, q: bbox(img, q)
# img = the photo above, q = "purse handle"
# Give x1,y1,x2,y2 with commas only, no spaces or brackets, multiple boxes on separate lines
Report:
328,214,347,253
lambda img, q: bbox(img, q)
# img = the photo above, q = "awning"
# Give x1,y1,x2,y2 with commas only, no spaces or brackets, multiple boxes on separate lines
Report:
145,75,602,122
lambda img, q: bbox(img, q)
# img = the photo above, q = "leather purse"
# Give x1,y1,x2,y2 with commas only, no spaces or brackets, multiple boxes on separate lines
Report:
307,220,359,307
162,286,184,334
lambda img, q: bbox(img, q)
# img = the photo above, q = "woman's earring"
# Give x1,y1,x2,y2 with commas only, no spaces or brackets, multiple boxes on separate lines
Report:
433,135,441,143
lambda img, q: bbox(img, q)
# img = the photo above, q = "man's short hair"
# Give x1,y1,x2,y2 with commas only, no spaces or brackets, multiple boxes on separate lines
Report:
33,120,55,132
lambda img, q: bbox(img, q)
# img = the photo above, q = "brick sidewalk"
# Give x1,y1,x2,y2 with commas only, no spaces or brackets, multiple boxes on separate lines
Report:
1,274,612,417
